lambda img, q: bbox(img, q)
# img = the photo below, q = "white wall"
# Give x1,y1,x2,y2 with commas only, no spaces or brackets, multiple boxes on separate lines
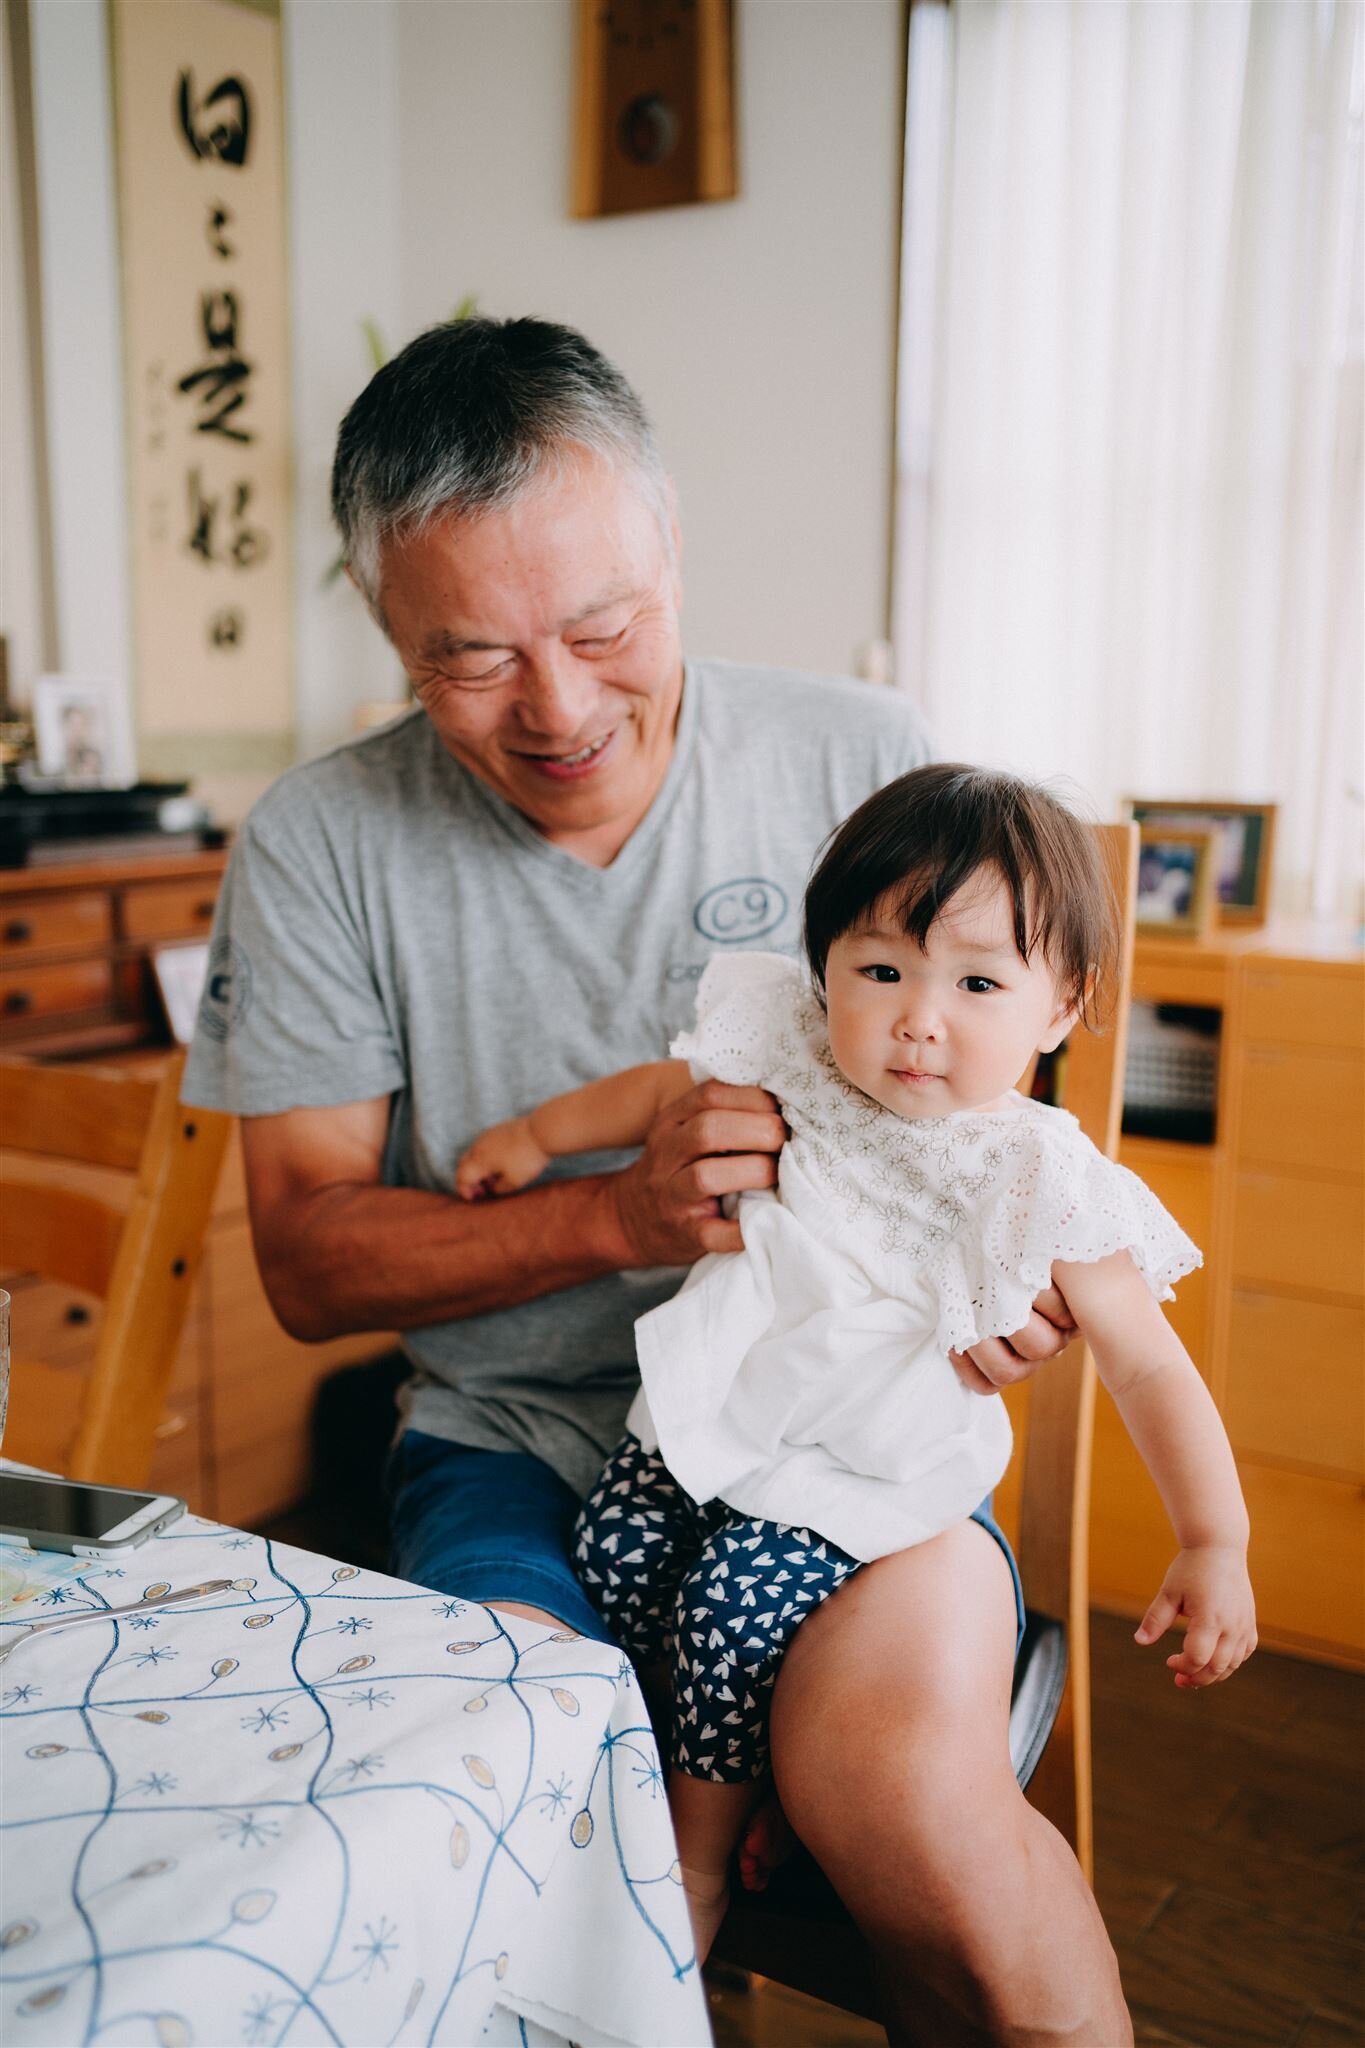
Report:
21,0,136,782
12,0,905,786
284,0,405,757
1,1,50,698
394,0,904,679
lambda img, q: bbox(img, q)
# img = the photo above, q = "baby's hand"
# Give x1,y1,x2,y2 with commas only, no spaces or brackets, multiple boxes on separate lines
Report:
1135,1544,1257,1689
455,1117,550,1200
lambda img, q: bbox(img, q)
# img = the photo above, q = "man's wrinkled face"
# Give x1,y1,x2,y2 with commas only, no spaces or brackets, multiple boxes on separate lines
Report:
375,449,684,866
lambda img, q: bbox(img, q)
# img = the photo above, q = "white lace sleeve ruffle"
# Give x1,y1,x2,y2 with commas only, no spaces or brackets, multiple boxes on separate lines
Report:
928,1114,1202,1356
670,951,802,1087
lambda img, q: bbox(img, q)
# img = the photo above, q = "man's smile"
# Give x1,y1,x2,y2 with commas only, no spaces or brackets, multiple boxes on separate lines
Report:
513,728,619,779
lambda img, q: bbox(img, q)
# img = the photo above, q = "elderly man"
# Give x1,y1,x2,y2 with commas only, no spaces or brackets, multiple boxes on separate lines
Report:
184,317,1131,2046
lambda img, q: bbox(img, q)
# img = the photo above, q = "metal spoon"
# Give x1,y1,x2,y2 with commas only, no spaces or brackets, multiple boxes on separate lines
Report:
0,1579,234,1666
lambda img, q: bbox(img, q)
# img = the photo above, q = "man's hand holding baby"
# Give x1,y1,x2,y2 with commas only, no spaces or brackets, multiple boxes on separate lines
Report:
607,1080,785,1267
456,1068,786,1269
948,1284,1078,1393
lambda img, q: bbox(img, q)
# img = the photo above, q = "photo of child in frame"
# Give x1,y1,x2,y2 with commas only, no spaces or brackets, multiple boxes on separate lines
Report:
1135,827,1216,935
1127,799,1277,926
32,676,120,789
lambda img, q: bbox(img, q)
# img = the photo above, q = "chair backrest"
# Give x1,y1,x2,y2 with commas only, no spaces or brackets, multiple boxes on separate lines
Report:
0,1052,230,1487
995,820,1140,1880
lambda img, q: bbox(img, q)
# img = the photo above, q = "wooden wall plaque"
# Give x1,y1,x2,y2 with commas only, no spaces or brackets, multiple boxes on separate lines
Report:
572,0,738,218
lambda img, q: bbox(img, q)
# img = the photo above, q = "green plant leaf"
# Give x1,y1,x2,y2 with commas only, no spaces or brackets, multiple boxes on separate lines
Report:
362,317,388,371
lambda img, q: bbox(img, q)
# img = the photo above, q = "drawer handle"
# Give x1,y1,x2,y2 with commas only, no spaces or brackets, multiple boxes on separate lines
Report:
193,901,214,921
64,1304,92,1326
3,990,32,1015
3,920,33,944
154,1413,188,1441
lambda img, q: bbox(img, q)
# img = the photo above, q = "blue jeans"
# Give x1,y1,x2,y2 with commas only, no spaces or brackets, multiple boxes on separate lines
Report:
387,1429,1026,1654
387,1429,612,1640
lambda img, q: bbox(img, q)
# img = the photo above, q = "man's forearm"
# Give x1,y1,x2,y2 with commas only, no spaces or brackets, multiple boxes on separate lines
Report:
255,1170,635,1340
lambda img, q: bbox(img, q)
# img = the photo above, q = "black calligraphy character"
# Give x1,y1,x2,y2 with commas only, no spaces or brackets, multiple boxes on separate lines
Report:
186,469,219,561
177,72,251,166
229,482,268,569
185,472,269,569
209,608,244,649
177,291,254,443
206,203,235,259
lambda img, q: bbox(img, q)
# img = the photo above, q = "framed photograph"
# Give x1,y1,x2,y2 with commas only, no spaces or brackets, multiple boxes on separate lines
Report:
1135,827,1217,938
1125,799,1277,927
32,675,134,789
151,942,210,1047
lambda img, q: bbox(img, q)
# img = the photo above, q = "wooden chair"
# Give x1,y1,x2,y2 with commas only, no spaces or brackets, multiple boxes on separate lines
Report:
712,822,1140,2020
0,1052,230,1487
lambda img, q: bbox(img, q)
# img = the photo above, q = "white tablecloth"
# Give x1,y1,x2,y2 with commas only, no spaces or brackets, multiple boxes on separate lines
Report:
0,1513,711,2048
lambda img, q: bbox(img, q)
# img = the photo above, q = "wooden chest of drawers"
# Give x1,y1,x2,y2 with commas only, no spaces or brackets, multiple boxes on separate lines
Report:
0,848,227,1054
1090,925,1365,1668
1,845,396,1528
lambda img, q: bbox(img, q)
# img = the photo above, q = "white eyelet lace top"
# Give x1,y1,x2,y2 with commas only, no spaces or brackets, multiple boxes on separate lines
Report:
627,951,1200,1562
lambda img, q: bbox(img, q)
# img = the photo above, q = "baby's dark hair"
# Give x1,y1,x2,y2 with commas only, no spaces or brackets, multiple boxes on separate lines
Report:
803,763,1117,1028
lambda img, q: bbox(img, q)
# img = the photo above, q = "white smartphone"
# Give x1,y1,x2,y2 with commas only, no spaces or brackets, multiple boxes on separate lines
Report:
0,1472,186,1557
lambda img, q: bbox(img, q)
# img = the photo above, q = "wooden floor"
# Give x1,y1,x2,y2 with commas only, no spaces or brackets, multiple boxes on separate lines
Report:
704,1610,1365,2047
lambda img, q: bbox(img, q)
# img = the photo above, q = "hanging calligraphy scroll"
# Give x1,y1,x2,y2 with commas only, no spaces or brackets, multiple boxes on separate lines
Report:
111,0,293,782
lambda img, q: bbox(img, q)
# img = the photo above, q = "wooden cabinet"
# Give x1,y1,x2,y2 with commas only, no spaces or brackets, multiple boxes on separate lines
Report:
1091,925,1365,1668
119,878,221,943
2,891,112,956
1,845,396,1528
0,848,229,1054
1222,1292,1363,1478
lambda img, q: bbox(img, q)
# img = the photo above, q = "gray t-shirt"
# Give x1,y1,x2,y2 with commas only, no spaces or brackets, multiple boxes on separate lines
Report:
183,658,930,1495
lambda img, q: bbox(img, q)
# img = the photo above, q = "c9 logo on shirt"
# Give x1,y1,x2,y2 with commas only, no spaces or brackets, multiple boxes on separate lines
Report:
692,878,788,944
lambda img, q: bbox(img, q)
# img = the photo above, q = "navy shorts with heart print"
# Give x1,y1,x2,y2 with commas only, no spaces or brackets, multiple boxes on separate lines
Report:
573,1433,864,1783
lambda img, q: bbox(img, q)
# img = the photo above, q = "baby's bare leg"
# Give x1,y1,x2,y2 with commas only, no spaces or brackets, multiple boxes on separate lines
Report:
668,1769,765,1962
665,1514,863,1958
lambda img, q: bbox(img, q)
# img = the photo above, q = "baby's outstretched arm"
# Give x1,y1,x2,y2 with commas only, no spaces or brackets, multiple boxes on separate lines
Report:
456,1060,694,1200
1055,1250,1256,1690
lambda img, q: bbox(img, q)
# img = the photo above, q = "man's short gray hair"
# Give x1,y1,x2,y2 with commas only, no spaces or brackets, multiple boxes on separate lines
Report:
331,316,671,614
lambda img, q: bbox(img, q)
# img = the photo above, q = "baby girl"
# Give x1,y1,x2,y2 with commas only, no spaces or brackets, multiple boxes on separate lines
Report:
458,763,1256,1958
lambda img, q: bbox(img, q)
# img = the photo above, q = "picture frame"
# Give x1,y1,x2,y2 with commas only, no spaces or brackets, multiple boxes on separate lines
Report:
1134,826,1218,938
1125,799,1278,927
32,674,135,789
150,942,210,1047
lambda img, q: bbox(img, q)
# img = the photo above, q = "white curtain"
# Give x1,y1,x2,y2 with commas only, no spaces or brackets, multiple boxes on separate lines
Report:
893,0,1363,919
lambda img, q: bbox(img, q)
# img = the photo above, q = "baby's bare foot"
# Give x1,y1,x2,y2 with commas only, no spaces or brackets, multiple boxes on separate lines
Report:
737,1795,797,1893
